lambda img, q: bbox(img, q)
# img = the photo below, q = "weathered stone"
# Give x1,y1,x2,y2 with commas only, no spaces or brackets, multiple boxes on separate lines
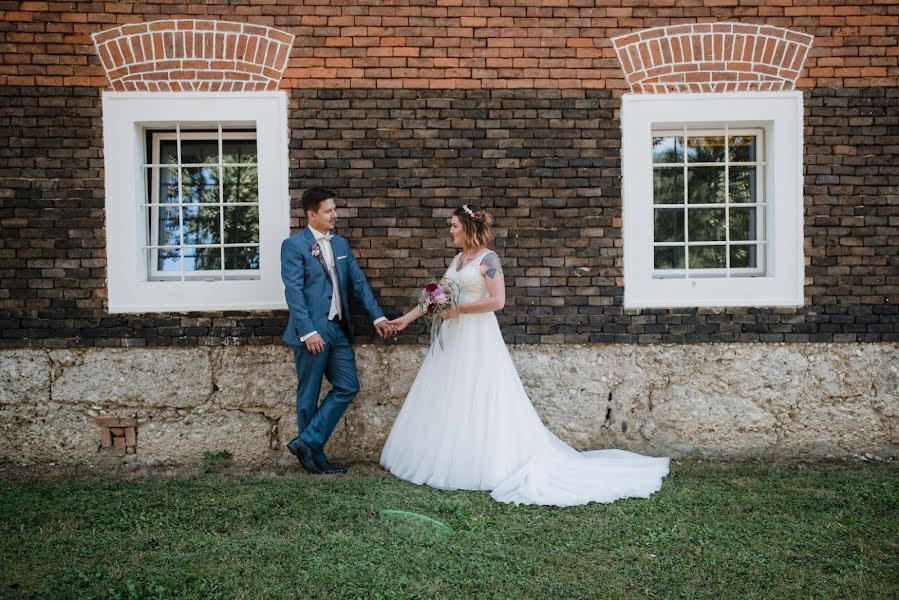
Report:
137,410,273,464
51,348,213,408
1,343,896,464
778,401,886,455
0,350,50,405
653,385,778,454
0,405,97,463
216,346,295,412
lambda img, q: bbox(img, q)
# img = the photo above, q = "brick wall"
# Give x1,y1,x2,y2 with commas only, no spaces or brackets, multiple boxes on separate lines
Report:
1,1,896,90
0,1,897,348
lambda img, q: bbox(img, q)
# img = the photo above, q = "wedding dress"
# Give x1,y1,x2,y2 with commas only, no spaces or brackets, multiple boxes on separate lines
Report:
380,250,669,506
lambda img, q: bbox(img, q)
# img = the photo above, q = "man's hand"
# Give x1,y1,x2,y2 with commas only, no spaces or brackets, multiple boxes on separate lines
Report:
304,333,325,354
374,321,394,339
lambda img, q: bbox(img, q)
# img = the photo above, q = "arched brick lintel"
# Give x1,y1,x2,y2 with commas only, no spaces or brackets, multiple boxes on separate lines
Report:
92,20,295,92
612,23,813,94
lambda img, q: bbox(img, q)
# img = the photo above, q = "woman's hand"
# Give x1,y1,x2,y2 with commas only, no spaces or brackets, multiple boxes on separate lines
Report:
388,318,409,333
442,306,462,320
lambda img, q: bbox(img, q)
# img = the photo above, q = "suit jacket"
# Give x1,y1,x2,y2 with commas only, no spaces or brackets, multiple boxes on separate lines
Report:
280,227,384,346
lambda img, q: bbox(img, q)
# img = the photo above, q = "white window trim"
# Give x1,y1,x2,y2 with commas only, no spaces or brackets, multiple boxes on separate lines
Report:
622,92,804,309
101,91,290,313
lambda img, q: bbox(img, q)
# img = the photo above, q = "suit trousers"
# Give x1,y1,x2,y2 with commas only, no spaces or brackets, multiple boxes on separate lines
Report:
293,319,360,450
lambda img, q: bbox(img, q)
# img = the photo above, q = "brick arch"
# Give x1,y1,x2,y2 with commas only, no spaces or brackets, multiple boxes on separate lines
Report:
92,20,295,92
612,23,813,94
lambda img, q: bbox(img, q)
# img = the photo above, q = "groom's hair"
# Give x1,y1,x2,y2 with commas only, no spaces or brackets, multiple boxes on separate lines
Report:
302,187,336,216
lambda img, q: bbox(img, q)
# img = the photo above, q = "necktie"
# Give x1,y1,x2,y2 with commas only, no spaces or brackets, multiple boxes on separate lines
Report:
320,235,342,321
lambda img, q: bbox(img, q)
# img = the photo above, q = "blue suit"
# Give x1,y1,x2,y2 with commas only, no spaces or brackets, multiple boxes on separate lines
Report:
281,227,385,451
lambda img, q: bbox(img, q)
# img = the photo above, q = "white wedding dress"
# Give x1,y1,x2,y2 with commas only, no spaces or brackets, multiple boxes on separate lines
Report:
380,250,669,506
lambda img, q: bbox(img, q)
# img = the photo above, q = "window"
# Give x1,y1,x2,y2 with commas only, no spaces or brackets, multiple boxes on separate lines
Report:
651,128,765,277
147,128,260,281
101,92,289,312
622,93,804,308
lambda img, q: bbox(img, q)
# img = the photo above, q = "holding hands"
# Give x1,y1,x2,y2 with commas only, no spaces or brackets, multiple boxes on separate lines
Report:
374,320,396,339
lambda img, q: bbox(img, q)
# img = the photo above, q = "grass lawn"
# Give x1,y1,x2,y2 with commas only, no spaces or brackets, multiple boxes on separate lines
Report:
0,460,896,599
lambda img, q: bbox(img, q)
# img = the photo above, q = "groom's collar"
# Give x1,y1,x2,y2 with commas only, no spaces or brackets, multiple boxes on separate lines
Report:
307,225,333,241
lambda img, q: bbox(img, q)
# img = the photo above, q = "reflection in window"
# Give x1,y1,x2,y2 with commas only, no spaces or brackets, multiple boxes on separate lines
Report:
145,126,260,281
651,129,765,277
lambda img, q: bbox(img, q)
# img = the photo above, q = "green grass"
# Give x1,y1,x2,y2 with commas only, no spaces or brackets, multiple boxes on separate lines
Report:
1,461,897,599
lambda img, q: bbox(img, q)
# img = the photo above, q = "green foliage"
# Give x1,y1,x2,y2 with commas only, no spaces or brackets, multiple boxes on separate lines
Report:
200,450,233,472
0,461,896,599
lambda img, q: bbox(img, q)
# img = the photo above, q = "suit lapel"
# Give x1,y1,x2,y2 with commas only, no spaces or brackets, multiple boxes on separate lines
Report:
303,227,329,274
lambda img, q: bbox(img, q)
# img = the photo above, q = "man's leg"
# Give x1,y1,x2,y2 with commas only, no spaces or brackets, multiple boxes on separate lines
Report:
301,321,359,450
292,343,328,445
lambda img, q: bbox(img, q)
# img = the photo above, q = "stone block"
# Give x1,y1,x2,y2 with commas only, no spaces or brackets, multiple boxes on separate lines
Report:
136,410,272,464
51,348,213,408
0,350,50,405
216,346,296,412
0,405,97,464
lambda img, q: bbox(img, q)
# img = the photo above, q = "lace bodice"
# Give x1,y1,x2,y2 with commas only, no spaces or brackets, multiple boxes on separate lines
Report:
444,250,493,305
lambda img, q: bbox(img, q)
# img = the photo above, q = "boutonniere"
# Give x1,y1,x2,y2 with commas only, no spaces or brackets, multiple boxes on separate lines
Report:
311,243,322,258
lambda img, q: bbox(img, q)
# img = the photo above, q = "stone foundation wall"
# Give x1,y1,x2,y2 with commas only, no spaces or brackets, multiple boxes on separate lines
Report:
2,343,896,465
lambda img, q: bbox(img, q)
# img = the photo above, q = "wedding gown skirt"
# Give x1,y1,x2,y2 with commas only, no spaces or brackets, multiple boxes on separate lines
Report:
380,252,669,507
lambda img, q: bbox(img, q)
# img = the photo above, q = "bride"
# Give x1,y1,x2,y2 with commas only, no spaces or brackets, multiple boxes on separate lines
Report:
381,204,669,506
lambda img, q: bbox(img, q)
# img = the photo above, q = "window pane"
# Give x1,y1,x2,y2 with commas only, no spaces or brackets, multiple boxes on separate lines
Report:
687,166,725,204
182,206,221,245
159,140,178,164
181,167,220,204
654,246,685,269
729,167,757,204
180,139,219,165
158,166,180,204
223,206,260,244
654,208,685,243
222,139,257,164
689,245,726,269
729,207,757,241
223,166,258,203
729,135,757,162
157,249,181,272
184,247,222,271
157,206,181,247
687,136,725,163
730,244,758,269
653,168,684,204
224,247,260,270
652,136,682,163
688,208,726,241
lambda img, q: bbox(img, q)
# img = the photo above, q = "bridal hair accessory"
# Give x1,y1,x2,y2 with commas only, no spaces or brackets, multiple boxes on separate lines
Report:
417,278,461,352
461,204,483,222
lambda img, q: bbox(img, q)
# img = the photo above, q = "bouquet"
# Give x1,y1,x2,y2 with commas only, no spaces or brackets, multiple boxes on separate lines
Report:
417,278,460,351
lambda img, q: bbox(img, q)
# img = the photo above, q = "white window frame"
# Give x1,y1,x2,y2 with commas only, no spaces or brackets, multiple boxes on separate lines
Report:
101,92,290,312
622,92,804,308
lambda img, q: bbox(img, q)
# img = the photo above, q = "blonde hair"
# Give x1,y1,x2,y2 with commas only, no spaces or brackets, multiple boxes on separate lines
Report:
453,204,493,251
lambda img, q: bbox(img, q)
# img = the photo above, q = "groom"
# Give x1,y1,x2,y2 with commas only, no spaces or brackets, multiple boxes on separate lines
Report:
281,187,393,474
